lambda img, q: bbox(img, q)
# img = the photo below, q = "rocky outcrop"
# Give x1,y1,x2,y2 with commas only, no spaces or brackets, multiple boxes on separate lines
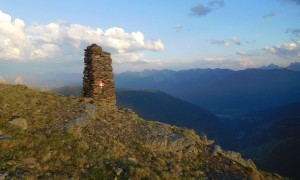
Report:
82,44,116,107
9,117,28,130
64,104,98,130
0,135,12,140
213,145,256,170
0,171,8,180
0,130,12,141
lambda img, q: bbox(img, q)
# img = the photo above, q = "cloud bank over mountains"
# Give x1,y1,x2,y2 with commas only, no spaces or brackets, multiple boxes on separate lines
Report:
265,41,300,59
0,10,164,64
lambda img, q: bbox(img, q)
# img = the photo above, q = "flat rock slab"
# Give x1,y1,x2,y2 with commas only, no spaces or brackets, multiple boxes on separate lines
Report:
0,135,12,140
9,118,28,130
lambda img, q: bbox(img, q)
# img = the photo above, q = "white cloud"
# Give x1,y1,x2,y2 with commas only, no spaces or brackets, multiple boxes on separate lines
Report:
145,40,164,51
30,43,60,59
0,10,27,60
239,60,255,67
112,52,162,65
202,57,255,69
174,25,183,32
0,10,164,64
211,40,230,47
264,41,300,59
231,37,241,45
0,11,11,21
204,57,226,62
113,52,145,64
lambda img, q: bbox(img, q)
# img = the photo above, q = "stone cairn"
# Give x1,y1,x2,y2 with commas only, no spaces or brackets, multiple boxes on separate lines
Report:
82,44,116,107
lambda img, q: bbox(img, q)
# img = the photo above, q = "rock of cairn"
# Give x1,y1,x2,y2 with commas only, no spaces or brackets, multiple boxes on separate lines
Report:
82,44,116,107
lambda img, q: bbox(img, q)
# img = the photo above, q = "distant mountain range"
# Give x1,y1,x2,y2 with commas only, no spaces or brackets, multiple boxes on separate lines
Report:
259,62,300,71
286,62,300,71
3,62,300,117
1,62,300,89
259,63,281,70
116,68,300,117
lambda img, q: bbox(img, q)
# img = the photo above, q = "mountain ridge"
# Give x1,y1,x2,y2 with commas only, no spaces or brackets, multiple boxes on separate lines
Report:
1,61,300,90
116,89,237,149
0,83,283,179
116,68,300,117
52,86,237,149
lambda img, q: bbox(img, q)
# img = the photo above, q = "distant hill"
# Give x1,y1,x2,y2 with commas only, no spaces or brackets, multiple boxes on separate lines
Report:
52,86,237,149
259,63,281,70
229,102,300,179
1,61,300,89
116,69,233,93
115,68,300,117
186,68,300,116
1,72,82,89
286,62,300,71
116,89,237,149
1,83,282,179
52,85,83,97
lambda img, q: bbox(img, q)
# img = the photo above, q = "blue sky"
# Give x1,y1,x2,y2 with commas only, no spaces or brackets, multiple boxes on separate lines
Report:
0,0,299,75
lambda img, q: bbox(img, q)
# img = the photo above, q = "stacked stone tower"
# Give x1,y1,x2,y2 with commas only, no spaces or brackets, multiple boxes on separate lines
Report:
82,44,116,106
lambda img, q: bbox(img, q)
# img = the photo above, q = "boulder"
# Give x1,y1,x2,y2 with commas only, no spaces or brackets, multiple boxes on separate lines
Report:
9,117,28,130
0,135,12,140
213,145,256,170
0,171,8,180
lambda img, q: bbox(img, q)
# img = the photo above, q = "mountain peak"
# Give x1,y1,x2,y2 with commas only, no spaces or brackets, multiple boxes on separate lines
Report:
259,63,281,70
287,61,300,71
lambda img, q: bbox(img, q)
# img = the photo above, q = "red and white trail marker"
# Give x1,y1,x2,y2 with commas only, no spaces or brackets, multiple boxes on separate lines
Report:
98,80,105,89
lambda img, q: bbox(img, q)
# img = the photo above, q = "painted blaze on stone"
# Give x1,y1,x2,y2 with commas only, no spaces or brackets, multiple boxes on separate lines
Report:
82,44,116,106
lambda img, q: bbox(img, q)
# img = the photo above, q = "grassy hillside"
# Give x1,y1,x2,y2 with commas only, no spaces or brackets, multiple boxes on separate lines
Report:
52,86,237,149
116,89,237,150
0,83,283,179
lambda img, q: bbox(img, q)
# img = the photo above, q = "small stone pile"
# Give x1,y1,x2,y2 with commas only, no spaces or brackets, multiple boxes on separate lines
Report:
82,44,116,107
